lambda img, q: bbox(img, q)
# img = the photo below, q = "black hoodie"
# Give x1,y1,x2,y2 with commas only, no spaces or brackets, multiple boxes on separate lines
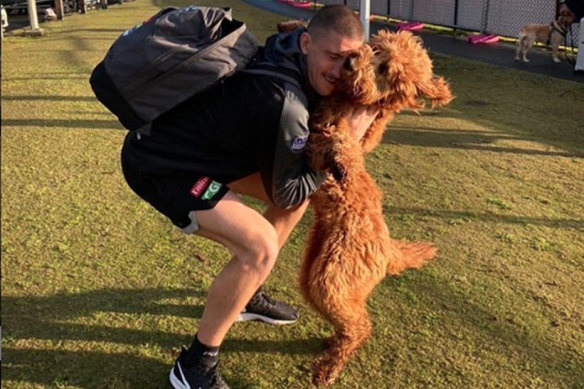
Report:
121,28,326,209
565,0,584,19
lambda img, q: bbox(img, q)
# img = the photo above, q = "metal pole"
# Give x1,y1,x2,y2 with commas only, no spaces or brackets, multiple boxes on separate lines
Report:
27,0,40,29
360,0,370,41
54,0,64,21
482,0,490,33
23,0,44,36
409,0,415,20
454,0,458,26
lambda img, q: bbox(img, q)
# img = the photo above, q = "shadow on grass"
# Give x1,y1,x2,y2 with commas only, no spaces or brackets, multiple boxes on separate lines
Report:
396,86,584,155
382,126,581,157
384,205,584,230
2,76,91,81
45,28,126,35
2,347,171,388
1,118,122,129
2,287,322,388
379,272,584,388
3,288,205,342
2,95,98,101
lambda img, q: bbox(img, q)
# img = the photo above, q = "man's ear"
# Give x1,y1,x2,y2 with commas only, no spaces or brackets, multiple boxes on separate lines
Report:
299,32,311,55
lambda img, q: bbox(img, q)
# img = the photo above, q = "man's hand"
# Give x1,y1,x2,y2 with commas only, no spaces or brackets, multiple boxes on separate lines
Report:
346,107,378,141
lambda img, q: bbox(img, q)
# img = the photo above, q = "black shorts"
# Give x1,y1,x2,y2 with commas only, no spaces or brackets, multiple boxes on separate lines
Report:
121,151,229,232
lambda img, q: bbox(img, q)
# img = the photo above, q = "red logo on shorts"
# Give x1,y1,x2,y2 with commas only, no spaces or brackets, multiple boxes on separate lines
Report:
190,177,211,198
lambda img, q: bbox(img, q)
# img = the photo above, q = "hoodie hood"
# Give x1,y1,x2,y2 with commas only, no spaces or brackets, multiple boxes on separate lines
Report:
261,28,321,108
262,28,309,86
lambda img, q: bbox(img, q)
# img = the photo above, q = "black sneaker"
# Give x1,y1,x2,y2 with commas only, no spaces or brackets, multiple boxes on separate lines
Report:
236,289,299,325
169,346,229,389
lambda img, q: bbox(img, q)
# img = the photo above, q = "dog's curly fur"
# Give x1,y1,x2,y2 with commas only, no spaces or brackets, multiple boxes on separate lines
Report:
301,30,453,386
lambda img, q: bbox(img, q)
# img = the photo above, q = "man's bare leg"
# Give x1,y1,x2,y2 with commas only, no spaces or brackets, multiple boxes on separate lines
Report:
194,191,280,346
228,172,310,248
193,172,310,346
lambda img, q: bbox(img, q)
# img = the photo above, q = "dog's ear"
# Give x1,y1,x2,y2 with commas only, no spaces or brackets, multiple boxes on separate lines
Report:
416,76,453,108
277,19,307,33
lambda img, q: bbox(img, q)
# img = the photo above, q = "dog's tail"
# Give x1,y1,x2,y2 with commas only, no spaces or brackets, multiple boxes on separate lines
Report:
386,239,437,276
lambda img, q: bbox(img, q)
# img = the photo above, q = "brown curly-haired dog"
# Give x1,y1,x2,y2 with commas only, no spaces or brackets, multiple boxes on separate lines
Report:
301,30,453,386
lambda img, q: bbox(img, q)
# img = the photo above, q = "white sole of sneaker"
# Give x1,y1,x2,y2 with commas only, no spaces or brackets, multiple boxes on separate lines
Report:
169,365,190,389
235,312,298,325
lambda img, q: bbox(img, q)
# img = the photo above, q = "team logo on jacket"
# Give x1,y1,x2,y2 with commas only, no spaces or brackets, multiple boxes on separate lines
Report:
190,177,211,198
190,177,223,200
201,181,222,200
291,135,308,151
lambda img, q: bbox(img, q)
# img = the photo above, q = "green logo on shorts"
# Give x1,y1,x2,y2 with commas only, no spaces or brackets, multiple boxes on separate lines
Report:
201,181,222,200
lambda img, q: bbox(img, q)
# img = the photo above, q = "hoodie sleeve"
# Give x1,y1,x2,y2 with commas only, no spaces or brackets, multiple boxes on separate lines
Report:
259,83,327,209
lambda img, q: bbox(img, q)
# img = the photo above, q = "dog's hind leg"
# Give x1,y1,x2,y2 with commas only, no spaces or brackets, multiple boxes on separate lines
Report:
313,304,372,386
521,36,534,62
300,222,327,311
514,34,525,61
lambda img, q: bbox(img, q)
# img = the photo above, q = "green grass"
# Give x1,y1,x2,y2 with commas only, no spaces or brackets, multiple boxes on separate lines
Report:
2,1,584,388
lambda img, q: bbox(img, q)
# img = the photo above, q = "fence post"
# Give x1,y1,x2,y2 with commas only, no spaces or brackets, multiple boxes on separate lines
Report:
453,0,458,27
360,0,370,41
409,0,415,20
54,0,64,20
481,0,491,33
1,6,5,39
23,0,44,36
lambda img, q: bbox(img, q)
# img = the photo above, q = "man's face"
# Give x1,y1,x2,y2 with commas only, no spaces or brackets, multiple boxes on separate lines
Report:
300,30,363,96
559,3,576,25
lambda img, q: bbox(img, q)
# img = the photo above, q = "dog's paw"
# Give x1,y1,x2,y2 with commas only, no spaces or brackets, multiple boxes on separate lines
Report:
553,58,561,63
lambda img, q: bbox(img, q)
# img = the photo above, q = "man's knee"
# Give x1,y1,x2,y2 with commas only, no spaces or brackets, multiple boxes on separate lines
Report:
237,227,280,277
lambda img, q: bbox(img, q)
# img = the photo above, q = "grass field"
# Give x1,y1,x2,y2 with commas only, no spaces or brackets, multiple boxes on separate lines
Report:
2,0,584,388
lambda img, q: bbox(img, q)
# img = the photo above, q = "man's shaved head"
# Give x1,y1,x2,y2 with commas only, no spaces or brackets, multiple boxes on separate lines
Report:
307,5,364,42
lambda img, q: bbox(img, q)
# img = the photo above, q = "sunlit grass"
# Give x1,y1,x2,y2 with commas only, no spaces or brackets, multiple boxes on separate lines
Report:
2,1,583,388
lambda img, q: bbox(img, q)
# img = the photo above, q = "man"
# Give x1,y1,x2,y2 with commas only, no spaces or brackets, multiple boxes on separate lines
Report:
558,0,584,72
558,0,584,25
120,5,375,389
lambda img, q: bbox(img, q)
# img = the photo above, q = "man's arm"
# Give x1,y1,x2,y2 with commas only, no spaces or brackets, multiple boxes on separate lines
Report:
256,83,326,209
270,86,327,209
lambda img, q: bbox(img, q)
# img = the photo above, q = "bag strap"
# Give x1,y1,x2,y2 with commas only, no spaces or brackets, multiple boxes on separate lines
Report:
242,69,302,88
242,62,303,90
